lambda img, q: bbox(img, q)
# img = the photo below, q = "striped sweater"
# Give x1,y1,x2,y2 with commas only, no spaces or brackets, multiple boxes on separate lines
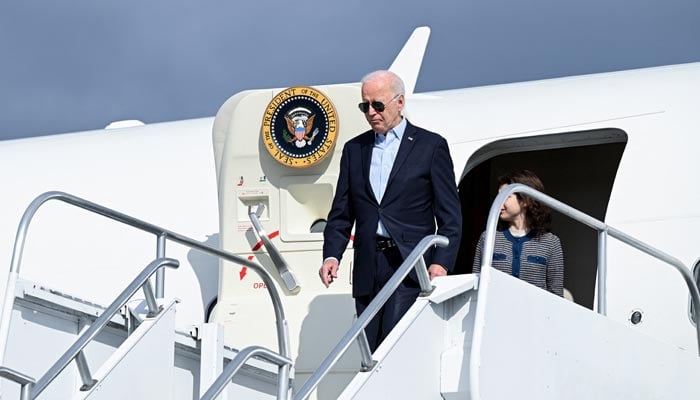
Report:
473,230,564,296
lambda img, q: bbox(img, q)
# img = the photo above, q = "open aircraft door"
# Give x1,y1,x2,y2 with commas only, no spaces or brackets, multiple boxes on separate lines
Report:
211,83,370,397
455,128,627,310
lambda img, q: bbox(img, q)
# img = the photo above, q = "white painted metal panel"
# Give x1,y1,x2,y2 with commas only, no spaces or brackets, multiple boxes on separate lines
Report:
1,303,84,399
1,291,125,399
80,301,177,400
474,270,700,399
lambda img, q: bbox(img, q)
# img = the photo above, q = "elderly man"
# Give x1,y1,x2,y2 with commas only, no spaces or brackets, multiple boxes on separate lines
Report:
320,70,462,351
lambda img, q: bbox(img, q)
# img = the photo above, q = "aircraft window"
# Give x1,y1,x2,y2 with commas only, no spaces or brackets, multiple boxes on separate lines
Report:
690,258,700,325
310,219,327,233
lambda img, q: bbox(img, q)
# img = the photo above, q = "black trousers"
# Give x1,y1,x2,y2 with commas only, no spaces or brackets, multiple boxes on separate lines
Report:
355,246,420,352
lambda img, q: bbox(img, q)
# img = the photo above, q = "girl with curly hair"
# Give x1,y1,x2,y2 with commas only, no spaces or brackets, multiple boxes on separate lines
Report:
472,170,564,296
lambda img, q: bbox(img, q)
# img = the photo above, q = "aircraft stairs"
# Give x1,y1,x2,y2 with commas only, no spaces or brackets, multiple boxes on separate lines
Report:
0,271,293,400
1,186,700,399
294,184,700,399
0,192,289,400
307,266,700,399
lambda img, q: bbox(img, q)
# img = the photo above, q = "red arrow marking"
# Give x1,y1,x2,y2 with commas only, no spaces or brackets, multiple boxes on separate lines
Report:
251,230,280,251
250,230,352,254
239,255,255,281
240,230,353,282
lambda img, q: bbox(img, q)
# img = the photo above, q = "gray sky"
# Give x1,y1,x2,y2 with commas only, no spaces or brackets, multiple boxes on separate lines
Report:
1,0,699,140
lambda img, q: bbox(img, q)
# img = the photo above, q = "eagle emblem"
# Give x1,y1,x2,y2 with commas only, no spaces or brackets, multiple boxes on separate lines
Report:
284,107,320,148
261,86,338,168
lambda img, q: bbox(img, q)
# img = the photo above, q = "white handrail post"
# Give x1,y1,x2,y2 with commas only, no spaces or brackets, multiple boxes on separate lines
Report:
415,257,435,297
20,383,31,400
142,280,159,317
356,325,377,372
75,350,97,390
156,234,166,299
597,230,608,315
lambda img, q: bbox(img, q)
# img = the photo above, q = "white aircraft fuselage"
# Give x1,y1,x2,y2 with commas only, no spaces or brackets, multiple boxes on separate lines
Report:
0,27,699,399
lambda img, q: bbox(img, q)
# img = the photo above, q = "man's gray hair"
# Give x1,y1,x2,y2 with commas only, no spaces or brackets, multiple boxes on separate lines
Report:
361,70,405,96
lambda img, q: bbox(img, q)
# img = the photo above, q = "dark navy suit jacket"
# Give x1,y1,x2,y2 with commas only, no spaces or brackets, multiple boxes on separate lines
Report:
323,120,462,297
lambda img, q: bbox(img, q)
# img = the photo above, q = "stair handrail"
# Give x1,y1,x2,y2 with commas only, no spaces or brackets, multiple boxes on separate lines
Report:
29,257,179,399
293,234,449,400
0,366,35,400
0,191,292,391
200,345,293,400
469,183,700,400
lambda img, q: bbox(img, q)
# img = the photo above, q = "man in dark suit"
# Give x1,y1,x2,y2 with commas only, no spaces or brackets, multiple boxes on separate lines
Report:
319,70,462,351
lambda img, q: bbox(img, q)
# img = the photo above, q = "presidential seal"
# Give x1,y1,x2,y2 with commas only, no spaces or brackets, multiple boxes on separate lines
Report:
261,86,338,168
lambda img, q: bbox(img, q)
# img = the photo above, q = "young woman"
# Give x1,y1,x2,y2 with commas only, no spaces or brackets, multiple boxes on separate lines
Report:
472,170,564,296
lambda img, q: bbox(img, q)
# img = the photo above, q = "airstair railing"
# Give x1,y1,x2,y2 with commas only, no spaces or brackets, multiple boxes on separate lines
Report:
0,366,35,400
0,191,292,395
469,183,700,400
200,345,293,400
294,234,449,400
29,257,179,399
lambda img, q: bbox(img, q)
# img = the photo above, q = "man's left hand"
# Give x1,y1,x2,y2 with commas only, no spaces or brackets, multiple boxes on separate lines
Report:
428,264,447,280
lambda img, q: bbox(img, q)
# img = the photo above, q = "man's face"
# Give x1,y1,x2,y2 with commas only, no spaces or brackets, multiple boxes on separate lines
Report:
360,77,404,135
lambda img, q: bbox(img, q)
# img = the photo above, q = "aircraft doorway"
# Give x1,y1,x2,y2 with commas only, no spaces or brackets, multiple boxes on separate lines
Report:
456,128,627,309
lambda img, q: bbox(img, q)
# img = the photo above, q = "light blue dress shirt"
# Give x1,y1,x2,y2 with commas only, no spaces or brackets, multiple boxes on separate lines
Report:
370,118,406,238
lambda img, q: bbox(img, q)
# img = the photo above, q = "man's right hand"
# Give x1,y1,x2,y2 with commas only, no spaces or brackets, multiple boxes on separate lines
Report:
319,258,339,288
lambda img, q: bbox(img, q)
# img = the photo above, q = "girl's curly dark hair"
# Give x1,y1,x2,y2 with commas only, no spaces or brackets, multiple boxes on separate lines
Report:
497,170,551,234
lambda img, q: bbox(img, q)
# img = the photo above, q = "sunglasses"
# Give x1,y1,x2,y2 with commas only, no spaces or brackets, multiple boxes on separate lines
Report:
358,94,400,113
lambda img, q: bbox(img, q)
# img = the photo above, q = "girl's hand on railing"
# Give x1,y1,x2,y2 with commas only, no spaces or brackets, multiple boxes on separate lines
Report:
428,264,447,280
